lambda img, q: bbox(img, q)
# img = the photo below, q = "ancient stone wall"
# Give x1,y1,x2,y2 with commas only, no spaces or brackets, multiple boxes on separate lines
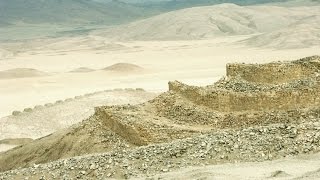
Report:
94,107,149,146
226,56,320,84
169,56,320,112
169,81,320,112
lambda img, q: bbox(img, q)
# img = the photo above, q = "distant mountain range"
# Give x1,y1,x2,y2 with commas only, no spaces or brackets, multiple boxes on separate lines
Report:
0,0,291,26
92,3,320,49
0,0,157,26
0,0,159,40
1,0,316,41
127,0,289,11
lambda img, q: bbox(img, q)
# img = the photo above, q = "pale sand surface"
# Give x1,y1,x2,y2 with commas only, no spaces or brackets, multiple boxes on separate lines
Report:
140,152,320,180
0,90,157,144
0,144,17,153
0,37,318,117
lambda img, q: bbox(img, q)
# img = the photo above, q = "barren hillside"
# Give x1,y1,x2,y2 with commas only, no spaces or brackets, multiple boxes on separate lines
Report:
94,4,320,41
242,15,320,49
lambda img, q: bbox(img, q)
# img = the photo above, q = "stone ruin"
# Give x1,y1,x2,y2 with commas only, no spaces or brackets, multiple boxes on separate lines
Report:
226,56,320,84
1,56,320,173
94,55,320,145
168,56,320,112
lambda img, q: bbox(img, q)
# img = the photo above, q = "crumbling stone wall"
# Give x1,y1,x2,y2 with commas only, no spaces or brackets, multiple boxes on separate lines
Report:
169,81,320,112
94,107,149,146
93,56,320,143
169,56,320,112
226,56,320,84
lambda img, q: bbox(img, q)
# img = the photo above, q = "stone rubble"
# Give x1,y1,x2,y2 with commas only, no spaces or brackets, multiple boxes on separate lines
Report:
1,118,320,179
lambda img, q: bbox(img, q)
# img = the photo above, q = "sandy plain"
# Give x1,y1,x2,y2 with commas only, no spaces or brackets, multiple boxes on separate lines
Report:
0,36,318,118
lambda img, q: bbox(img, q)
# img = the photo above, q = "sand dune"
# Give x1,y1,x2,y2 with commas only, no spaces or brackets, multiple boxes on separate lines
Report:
0,68,48,79
69,67,95,73
93,3,320,41
102,63,144,73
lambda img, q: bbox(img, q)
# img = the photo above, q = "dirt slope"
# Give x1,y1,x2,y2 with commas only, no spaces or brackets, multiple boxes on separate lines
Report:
0,89,157,153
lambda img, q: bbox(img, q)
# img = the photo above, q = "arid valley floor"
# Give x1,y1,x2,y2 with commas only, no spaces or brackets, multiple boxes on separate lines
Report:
0,0,320,179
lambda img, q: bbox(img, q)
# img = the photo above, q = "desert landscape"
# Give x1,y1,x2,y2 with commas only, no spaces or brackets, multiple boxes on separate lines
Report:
0,0,320,179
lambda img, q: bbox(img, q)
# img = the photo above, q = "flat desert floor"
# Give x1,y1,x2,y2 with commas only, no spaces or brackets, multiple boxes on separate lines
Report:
0,36,318,117
140,152,320,180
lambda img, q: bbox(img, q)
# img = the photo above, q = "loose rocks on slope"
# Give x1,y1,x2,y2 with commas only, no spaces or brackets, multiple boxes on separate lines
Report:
0,56,320,179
